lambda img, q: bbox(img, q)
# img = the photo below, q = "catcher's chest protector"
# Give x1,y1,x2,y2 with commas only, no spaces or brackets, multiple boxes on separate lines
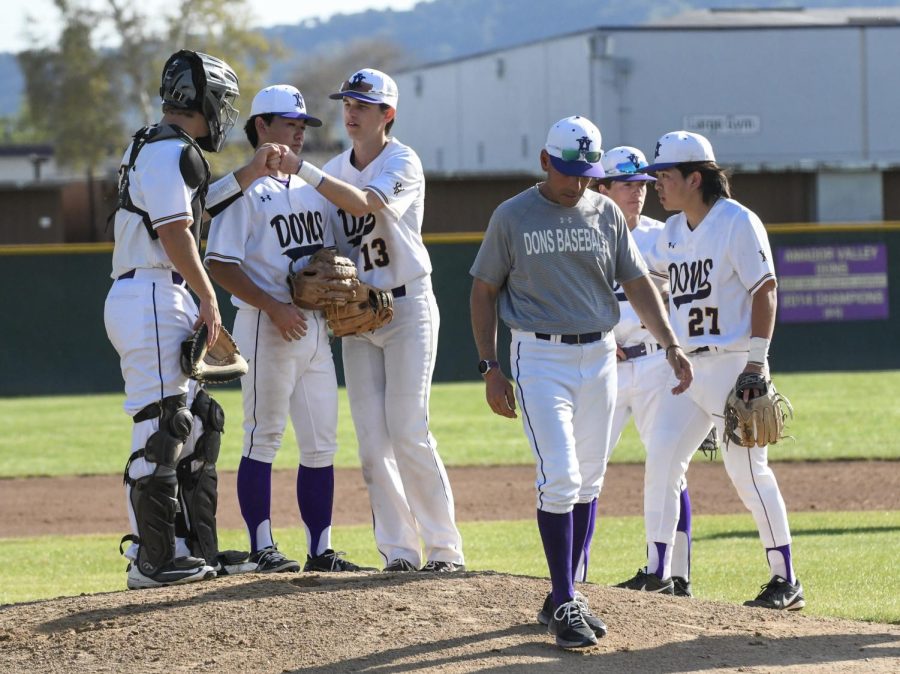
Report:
111,123,211,246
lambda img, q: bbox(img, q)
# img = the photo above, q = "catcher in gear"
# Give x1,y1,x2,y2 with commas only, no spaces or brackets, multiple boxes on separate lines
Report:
104,50,253,590
289,248,359,310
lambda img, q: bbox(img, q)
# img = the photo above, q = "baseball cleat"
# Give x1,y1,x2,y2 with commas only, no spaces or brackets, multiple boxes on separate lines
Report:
538,591,607,638
126,557,216,590
250,546,301,573
547,599,599,649
419,561,466,573
615,568,675,594
672,576,693,597
212,550,256,576
744,576,805,610
303,549,376,572
383,558,419,572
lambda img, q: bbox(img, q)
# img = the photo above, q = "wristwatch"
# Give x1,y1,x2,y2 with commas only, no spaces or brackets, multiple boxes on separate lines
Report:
478,359,500,376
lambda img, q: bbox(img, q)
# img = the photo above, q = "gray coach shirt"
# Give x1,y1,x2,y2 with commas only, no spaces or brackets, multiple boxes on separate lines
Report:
470,186,647,334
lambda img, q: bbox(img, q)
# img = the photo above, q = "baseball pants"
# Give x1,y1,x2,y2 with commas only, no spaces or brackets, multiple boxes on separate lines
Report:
342,276,464,566
232,307,338,468
510,330,617,514
645,350,792,549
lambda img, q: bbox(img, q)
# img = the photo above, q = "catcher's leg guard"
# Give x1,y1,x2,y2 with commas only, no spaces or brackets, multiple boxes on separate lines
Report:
176,388,223,563
122,394,193,577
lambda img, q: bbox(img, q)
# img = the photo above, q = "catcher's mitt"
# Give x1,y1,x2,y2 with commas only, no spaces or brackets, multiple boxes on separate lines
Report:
288,248,359,310
723,372,793,448
325,283,394,337
180,324,248,385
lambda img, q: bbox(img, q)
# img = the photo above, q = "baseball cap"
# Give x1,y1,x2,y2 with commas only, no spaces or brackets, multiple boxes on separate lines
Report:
601,146,656,182
642,131,716,172
329,68,399,109
544,116,605,178
249,85,322,127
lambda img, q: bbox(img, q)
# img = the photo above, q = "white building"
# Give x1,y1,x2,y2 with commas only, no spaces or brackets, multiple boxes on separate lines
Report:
392,7,900,222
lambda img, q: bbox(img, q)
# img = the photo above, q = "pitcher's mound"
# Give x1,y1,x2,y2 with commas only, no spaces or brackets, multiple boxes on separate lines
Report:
2,571,897,673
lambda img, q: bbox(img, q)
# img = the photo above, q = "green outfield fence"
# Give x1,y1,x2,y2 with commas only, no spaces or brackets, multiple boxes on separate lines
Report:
1,224,899,396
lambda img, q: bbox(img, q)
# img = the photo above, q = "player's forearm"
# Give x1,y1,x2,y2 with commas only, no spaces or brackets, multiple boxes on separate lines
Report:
286,153,381,217
206,261,280,314
621,274,679,349
750,280,777,339
157,221,216,302
470,279,501,360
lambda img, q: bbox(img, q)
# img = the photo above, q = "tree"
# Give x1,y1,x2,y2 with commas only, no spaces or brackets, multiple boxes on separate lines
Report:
16,0,285,176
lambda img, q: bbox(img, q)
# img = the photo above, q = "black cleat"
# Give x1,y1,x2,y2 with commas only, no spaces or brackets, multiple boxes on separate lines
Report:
537,591,607,638
547,599,599,649
672,576,693,597
615,568,675,594
744,576,805,610
303,549,375,572
250,546,301,573
383,558,419,572
419,560,466,573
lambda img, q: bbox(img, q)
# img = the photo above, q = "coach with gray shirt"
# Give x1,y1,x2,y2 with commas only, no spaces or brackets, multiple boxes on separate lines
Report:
469,116,693,649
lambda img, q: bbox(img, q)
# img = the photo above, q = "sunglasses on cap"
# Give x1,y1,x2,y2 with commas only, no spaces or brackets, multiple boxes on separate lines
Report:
558,148,602,163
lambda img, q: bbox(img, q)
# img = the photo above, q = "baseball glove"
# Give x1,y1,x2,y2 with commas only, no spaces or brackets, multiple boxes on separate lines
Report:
325,283,394,337
723,372,793,448
288,248,359,310
180,324,248,385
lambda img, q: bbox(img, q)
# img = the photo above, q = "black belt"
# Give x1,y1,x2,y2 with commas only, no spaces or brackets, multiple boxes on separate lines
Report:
535,331,606,345
621,343,661,360
691,346,710,354
118,269,185,285
391,285,406,298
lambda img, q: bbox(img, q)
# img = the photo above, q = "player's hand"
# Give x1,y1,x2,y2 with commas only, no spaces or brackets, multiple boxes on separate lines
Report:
616,345,627,361
194,297,222,347
666,345,693,394
276,147,302,175
484,369,517,418
252,143,286,177
740,362,766,401
267,302,308,342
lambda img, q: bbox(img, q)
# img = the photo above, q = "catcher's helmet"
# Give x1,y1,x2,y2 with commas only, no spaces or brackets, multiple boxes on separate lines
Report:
160,50,240,153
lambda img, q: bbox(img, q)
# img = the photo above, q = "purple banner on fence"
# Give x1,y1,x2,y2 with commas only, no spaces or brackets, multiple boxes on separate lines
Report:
776,244,889,323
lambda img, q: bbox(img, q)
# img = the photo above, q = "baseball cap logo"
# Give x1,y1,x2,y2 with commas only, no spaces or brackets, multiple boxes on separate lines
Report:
655,141,662,159
293,92,303,108
576,136,592,154
350,73,369,89
627,152,640,170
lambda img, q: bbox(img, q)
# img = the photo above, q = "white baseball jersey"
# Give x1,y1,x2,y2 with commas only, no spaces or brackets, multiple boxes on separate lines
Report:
612,215,666,348
205,175,333,308
322,138,431,289
645,198,776,352
110,138,195,279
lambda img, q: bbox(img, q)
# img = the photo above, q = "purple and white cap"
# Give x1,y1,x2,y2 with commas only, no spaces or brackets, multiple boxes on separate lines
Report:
642,131,716,172
329,68,399,109
249,85,322,127
544,116,605,178
601,146,656,182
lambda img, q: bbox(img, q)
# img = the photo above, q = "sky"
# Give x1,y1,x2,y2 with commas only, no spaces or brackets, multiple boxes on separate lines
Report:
0,0,424,54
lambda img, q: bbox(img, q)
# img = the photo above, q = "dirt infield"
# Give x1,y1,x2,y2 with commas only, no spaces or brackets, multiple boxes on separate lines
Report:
1,460,897,538
2,460,899,673
2,572,898,673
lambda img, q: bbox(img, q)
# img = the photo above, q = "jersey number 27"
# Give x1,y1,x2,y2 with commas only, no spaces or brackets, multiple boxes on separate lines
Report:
688,306,721,337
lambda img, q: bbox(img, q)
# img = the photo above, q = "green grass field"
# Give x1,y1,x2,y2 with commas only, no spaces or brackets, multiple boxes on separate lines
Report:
2,372,899,477
1,372,898,620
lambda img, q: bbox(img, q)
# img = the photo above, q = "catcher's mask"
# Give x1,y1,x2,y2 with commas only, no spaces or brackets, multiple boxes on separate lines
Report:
160,50,240,153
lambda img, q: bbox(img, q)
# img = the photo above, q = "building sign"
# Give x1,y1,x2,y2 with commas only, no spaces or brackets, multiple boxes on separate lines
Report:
683,114,761,135
776,244,888,323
